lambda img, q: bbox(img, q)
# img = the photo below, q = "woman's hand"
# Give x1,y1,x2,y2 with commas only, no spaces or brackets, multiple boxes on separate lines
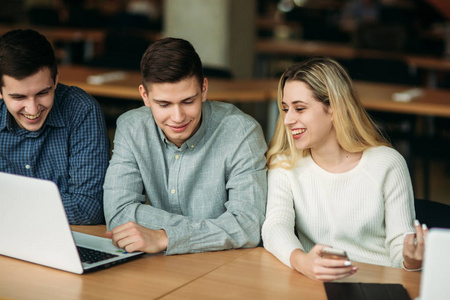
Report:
289,245,358,282
403,220,428,270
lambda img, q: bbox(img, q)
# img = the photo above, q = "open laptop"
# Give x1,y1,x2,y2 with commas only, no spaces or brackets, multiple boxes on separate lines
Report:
417,228,450,300
0,172,144,274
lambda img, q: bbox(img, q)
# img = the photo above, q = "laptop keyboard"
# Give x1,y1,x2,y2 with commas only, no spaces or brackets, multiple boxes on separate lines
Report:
77,246,119,264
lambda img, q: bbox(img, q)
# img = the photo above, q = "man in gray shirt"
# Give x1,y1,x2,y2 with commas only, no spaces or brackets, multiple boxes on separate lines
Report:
104,37,267,255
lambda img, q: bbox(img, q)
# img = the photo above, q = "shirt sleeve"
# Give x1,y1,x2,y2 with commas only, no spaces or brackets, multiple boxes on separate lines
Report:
382,150,416,268
262,167,304,268
104,118,267,255
61,97,110,225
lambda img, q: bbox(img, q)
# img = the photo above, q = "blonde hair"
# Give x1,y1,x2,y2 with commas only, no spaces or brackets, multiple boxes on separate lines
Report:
267,57,390,169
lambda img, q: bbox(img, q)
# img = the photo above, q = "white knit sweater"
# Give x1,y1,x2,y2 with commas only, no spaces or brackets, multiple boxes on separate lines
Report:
262,146,415,268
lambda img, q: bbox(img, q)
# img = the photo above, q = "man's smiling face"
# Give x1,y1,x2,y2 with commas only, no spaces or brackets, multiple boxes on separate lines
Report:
0,67,57,131
139,75,208,147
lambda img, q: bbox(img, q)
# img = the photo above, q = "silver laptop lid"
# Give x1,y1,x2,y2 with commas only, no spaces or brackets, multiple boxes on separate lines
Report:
419,228,450,300
0,172,83,274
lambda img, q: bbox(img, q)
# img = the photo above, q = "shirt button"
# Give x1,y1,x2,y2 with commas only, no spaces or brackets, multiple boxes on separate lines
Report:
171,189,176,194
175,154,180,159
25,164,31,169
191,145,195,148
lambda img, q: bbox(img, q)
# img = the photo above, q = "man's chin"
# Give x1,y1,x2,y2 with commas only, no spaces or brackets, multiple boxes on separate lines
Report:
17,118,45,132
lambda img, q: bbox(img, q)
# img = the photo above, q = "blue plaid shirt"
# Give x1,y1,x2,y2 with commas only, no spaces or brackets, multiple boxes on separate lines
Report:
0,83,110,224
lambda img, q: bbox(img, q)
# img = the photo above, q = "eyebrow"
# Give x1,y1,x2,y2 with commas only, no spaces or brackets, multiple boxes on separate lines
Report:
153,93,199,103
37,86,53,94
8,86,53,97
281,100,307,106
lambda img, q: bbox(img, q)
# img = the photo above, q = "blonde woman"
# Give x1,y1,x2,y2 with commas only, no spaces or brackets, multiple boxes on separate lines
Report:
262,57,426,282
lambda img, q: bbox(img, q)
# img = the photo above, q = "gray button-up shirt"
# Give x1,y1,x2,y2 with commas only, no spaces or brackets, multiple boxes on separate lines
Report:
104,100,267,254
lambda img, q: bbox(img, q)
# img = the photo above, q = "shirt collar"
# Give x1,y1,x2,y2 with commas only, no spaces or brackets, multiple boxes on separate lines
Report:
0,109,44,137
45,102,65,128
0,101,8,132
156,100,211,150
44,84,65,128
0,102,23,133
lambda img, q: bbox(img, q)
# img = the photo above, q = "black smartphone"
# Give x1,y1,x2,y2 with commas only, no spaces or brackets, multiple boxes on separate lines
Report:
321,247,348,260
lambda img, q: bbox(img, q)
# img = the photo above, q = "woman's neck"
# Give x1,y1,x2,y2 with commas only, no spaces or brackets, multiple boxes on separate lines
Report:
310,142,363,173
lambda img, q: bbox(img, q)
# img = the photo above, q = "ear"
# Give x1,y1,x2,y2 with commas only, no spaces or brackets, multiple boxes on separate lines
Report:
139,84,151,107
54,70,60,87
328,105,333,122
201,78,208,103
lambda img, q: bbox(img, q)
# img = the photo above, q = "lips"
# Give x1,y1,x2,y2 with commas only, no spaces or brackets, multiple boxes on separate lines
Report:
291,128,306,139
23,110,43,121
168,122,190,133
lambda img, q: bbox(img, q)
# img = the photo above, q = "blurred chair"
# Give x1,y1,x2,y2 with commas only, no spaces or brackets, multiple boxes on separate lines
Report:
86,30,150,70
203,66,233,79
348,22,418,85
285,6,350,42
415,198,450,229
65,7,104,28
369,111,415,154
109,12,159,31
27,6,60,26
353,23,407,52
346,57,419,85
410,133,450,200
84,30,151,133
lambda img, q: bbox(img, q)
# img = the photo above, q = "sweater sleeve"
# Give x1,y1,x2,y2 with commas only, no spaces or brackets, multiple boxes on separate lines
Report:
382,149,416,268
262,167,304,268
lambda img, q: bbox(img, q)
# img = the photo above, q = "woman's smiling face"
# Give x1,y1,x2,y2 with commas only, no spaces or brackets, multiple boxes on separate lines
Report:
282,80,334,151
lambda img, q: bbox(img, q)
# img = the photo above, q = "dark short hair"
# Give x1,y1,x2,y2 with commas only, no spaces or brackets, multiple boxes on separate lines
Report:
0,29,58,87
140,37,204,89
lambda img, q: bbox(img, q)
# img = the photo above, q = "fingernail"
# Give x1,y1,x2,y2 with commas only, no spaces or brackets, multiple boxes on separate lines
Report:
344,261,352,266
414,219,420,226
422,224,428,230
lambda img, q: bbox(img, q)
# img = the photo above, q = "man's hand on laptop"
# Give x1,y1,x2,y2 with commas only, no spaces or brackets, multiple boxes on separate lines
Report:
105,222,168,253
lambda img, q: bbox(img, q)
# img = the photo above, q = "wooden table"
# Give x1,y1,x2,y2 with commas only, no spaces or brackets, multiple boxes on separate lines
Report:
0,25,161,63
0,25,161,44
0,25,105,43
58,65,278,103
255,38,408,63
161,248,420,300
406,55,450,88
256,38,357,59
0,225,252,300
256,38,450,88
354,81,450,118
0,25,107,62
58,65,450,118
0,225,421,300
58,64,450,143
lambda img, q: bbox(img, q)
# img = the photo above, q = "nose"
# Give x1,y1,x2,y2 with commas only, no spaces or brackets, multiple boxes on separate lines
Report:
171,105,185,123
25,98,40,115
283,108,295,126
